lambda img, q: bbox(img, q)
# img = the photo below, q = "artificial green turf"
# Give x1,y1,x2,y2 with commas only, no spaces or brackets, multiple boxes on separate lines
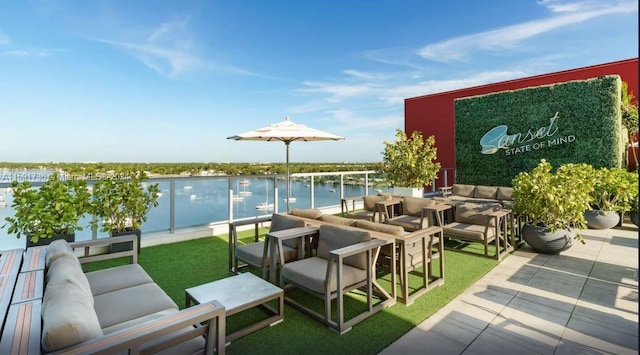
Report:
87,229,499,354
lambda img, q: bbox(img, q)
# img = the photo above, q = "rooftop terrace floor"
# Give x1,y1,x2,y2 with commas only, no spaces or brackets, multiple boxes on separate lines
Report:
381,220,639,354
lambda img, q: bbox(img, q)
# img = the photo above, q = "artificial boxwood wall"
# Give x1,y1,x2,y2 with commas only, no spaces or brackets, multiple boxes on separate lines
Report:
454,75,623,187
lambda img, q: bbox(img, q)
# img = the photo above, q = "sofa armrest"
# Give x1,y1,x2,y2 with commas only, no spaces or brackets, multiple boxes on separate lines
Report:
69,234,138,265
49,301,226,355
329,238,389,260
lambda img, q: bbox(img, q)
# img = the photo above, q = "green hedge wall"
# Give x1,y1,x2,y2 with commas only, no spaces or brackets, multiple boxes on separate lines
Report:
454,75,623,187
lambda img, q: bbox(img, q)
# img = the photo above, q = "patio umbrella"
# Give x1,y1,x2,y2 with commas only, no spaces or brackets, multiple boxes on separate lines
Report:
227,116,345,211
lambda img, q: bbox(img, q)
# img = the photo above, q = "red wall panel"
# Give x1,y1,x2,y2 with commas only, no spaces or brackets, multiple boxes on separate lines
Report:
405,58,638,180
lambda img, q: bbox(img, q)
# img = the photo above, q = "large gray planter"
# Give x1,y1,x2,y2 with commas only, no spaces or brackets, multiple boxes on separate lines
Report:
630,211,639,226
522,224,573,254
584,210,620,229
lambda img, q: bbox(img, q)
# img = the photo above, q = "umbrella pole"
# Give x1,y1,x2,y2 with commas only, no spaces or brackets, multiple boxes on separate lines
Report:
286,141,290,212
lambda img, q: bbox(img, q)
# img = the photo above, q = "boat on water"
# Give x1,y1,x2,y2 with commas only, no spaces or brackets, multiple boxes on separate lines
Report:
255,202,274,211
231,195,244,202
0,196,6,208
283,197,297,203
238,191,252,196
239,179,251,186
156,192,163,198
190,194,196,200
184,185,193,190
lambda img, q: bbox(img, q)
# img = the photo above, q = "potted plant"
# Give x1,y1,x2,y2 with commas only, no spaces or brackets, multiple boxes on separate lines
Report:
621,82,638,169
630,194,639,226
512,159,593,253
584,167,637,229
381,128,441,197
90,172,160,253
2,173,92,247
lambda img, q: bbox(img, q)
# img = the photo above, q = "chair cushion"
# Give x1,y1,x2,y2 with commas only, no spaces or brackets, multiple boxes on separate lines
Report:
281,257,367,294
386,215,424,232
497,187,513,201
317,225,371,269
270,213,305,249
85,263,154,296
41,282,103,353
443,222,496,242
347,210,376,222
45,239,75,268
452,184,475,197
290,208,323,219
320,214,357,226
401,197,435,216
454,202,501,227
356,219,406,236
363,195,391,211
93,283,178,329
236,241,297,267
473,186,498,199
45,254,94,304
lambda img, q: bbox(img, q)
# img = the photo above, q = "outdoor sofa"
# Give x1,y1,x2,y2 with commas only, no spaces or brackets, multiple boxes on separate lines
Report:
0,234,225,354
439,184,513,209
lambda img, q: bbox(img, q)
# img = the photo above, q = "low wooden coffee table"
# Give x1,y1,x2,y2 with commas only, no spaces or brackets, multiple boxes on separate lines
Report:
185,272,284,343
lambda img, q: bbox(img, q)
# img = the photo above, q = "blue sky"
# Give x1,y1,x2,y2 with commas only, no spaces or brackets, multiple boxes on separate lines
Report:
0,0,637,163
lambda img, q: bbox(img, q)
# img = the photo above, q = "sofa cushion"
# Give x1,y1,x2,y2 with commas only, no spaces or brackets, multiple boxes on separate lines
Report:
271,213,306,249
454,202,501,227
320,214,357,226
41,282,103,353
474,186,498,199
402,197,435,216
443,222,496,242
93,283,178,329
497,187,513,201
317,225,371,269
85,263,154,296
452,184,475,197
46,254,94,304
355,220,406,237
363,195,391,211
45,239,75,268
290,208,323,219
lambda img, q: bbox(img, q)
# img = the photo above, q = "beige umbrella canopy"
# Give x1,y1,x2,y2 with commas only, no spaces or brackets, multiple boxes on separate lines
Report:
227,116,345,211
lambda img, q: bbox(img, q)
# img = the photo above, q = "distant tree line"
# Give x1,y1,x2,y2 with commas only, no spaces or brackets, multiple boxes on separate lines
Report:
0,162,384,177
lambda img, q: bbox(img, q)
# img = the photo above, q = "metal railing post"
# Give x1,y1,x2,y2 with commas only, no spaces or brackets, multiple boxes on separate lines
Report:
310,176,315,208
228,178,233,222
169,180,176,234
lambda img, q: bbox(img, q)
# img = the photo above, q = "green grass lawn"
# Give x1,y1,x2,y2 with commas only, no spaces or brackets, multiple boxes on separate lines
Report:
88,229,499,354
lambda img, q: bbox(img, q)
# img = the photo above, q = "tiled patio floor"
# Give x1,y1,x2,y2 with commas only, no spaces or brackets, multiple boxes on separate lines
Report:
381,221,639,355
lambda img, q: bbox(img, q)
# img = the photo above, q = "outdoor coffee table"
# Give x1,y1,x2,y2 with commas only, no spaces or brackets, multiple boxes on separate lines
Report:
185,272,284,343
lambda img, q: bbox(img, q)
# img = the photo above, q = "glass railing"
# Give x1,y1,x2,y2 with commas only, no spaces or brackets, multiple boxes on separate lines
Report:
0,168,456,250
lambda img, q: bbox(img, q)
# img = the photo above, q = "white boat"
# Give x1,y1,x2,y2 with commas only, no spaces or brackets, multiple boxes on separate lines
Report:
184,185,193,190
0,196,6,208
238,190,252,196
156,192,163,198
255,202,274,211
190,194,196,200
256,182,273,210
239,179,251,186
283,197,297,203
231,195,244,201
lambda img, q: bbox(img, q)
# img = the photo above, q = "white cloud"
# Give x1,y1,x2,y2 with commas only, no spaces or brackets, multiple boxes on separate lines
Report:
298,81,375,102
418,1,637,62
95,17,265,79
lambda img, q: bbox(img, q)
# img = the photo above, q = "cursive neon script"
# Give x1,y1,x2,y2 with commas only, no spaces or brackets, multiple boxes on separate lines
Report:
479,112,560,154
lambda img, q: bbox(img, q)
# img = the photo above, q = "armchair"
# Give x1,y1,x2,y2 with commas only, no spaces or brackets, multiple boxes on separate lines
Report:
280,225,395,334
386,196,438,231
345,195,392,222
229,214,305,274
442,202,513,261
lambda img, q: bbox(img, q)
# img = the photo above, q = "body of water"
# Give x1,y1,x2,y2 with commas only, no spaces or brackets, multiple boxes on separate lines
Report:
0,176,378,250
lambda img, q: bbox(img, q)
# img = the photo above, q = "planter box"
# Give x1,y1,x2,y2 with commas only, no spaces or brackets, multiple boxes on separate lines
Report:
26,233,75,248
110,229,142,254
392,187,424,198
